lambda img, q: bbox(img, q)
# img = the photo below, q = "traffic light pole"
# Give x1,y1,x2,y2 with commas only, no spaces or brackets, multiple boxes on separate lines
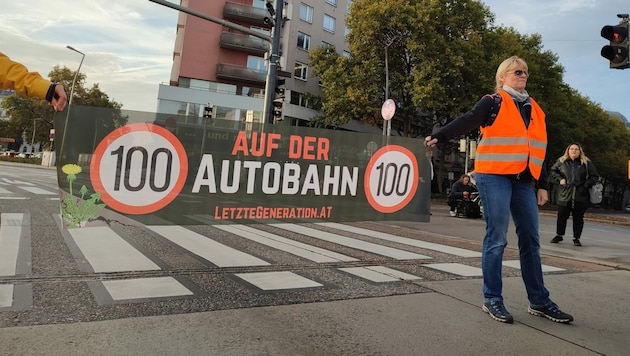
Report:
263,0,284,124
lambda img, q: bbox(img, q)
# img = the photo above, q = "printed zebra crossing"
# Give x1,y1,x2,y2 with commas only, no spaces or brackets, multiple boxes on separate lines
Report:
0,178,58,199
0,212,568,310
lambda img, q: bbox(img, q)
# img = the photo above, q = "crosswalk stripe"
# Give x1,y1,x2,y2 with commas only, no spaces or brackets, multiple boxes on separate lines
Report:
0,186,12,194
0,213,26,276
424,263,483,277
235,271,323,290
18,186,56,195
0,284,14,308
101,277,194,300
147,225,270,267
339,266,422,282
502,260,566,272
214,224,358,263
68,226,161,273
317,222,482,258
270,223,432,260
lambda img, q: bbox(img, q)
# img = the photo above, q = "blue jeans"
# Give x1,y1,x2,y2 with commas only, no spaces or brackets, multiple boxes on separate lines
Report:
475,173,551,308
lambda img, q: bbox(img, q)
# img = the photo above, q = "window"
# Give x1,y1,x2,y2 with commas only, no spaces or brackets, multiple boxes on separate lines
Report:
290,91,312,108
297,32,311,50
294,62,308,81
252,0,265,9
342,50,351,58
323,14,335,33
347,0,353,13
326,0,337,6
247,56,267,71
299,3,313,23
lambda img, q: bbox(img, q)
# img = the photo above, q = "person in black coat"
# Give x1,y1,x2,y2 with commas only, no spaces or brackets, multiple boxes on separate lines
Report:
447,174,477,216
549,143,599,246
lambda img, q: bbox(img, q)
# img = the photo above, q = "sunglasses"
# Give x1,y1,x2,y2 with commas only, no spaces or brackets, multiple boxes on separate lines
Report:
510,70,529,77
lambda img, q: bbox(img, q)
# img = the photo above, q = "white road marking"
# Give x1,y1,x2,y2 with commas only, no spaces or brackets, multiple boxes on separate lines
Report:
271,223,431,260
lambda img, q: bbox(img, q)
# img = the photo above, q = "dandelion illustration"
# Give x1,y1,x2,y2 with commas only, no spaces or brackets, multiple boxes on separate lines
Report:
60,163,107,228
62,164,82,197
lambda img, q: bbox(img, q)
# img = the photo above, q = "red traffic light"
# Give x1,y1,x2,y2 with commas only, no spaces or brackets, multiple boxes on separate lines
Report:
601,25,628,43
601,22,630,69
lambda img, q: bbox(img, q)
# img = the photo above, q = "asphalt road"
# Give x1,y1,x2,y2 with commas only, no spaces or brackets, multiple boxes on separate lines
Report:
1,162,628,329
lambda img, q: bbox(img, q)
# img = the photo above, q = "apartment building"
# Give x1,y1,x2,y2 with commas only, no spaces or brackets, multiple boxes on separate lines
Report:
157,0,354,127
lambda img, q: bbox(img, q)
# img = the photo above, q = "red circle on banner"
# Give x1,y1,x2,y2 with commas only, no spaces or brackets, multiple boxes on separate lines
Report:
90,123,188,215
364,145,418,213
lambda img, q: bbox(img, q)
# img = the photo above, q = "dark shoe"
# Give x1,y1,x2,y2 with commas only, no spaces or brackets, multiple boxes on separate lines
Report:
550,235,563,243
528,303,573,323
573,238,582,246
482,300,513,323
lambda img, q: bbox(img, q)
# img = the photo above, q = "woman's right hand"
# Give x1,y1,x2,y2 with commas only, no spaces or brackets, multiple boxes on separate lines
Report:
559,178,566,186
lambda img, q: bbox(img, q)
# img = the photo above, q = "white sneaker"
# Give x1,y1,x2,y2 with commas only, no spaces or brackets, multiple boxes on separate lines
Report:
449,210,456,217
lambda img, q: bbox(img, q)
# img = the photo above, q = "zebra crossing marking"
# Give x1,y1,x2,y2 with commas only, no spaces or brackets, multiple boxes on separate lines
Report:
271,223,432,260
317,222,482,258
502,260,566,272
68,226,161,273
0,186,12,194
235,271,323,291
339,266,422,282
18,186,56,195
0,284,13,308
214,224,359,263
424,263,483,277
101,277,194,300
147,225,271,267
0,213,26,276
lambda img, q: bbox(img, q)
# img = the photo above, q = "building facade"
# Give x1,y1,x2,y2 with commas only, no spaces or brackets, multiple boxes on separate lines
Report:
157,0,354,127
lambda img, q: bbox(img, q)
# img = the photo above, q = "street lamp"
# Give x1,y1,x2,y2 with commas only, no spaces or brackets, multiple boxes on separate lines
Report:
66,45,85,106
59,46,85,162
31,118,43,155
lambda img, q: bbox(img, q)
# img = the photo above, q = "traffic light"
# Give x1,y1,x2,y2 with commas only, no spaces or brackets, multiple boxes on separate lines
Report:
203,105,217,119
264,1,275,26
272,79,285,121
601,16,630,69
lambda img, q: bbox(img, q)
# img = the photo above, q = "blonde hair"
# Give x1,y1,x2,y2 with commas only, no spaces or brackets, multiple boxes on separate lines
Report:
495,56,528,91
559,142,588,165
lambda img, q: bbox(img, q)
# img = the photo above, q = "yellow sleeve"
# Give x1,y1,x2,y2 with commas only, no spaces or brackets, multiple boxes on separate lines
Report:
0,52,52,100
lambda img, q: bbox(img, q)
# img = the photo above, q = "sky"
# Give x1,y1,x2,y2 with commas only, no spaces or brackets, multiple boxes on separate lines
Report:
2,0,630,119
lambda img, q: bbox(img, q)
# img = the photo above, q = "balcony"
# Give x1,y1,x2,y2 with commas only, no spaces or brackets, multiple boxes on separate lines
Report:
220,32,269,55
216,63,267,84
223,2,269,27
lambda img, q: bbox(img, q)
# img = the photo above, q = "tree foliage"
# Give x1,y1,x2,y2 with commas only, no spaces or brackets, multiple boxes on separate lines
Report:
308,0,630,204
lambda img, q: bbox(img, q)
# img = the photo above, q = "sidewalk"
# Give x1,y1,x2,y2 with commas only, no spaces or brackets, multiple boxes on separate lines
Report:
1,270,627,355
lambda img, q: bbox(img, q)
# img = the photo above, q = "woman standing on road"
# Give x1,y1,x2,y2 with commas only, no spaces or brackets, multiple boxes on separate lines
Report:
425,56,573,324
549,143,599,246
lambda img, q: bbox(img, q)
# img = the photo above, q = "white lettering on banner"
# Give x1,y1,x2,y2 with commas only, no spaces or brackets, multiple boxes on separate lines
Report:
191,154,358,196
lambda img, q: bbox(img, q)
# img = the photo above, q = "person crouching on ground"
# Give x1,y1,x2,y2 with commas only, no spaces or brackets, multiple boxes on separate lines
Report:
447,174,477,217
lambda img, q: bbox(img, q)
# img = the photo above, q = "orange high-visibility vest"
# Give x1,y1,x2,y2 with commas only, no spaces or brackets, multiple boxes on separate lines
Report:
475,90,547,179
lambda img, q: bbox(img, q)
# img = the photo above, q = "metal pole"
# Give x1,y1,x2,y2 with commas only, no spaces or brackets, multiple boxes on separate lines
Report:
383,46,388,136
264,0,284,124
59,46,85,163
464,136,469,173
66,46,85,106
31,119,37,155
